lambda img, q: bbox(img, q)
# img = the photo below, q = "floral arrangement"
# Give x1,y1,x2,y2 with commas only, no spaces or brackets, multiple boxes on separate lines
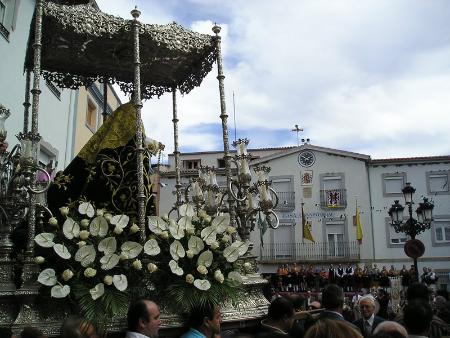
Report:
34,199,249,321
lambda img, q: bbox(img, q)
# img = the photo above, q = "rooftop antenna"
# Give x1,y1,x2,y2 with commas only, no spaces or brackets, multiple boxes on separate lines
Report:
232,91,237,142
291,124,303,146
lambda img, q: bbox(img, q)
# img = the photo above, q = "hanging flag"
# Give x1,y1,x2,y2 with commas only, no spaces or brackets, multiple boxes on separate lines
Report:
356,205,363,244
302,203,315,243
258,211,268,247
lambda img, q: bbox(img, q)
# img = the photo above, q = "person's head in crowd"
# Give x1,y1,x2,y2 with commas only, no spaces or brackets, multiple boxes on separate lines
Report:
403,299,433,336
60,317,97,338
185,302,221,338
406,282,429,302
322,284,344,313
436,300,450,324
359,295,377,320
20,327,46,338
266,296,295,333
127,298,161,338
308,301,322,311
372,331,407,338
304,318,363,338
373,321,408,338
436,289,449,301
287,293,306,311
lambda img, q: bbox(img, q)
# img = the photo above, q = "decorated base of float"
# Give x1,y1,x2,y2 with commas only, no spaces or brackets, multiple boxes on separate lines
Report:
0,1,280,336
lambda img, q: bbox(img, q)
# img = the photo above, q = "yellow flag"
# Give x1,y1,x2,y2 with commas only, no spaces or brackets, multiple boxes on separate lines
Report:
356,206,363,244
302,204,315,243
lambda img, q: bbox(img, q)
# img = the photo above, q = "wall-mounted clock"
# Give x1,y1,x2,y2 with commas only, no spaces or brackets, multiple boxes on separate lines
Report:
298,151,315,167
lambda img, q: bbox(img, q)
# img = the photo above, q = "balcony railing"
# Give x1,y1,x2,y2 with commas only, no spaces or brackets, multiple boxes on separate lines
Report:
259,241,360,262
273,191,295,210
319,188,347,208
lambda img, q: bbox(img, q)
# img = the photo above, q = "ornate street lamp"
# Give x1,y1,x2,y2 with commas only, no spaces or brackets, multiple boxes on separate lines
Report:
388,182,434,281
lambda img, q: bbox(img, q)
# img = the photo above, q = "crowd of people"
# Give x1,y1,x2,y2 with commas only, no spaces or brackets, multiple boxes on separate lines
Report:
1,280,449,338
270,263,439,292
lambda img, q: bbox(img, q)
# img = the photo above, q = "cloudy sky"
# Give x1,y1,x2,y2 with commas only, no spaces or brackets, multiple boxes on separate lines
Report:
97,0,450,159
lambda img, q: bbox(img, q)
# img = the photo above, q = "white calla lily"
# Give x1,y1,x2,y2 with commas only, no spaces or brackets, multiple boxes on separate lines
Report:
51,284,70,298
169,259,184,276
144,239,160,256
168,218,186,239
178,203,195,217
188,236,204,255
75,245,96,267
34,233,55,248
147,216,167,235
200,226,217,245
113,274,128,291
53,243,71,259
197,250,213,267
62,217,80,239
120,241,143,259
211,214,230,234
90,283,104,300
169,240,185,261
37,268,57,286
110,214,129,229
78,202,95,218
98,237,117,255
193,279,211,291
100,253,120,270
89,216,108,237
223,245,240,263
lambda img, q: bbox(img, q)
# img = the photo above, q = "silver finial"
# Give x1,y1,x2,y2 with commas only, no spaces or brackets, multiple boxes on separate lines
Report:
131,6,141,19
212,23,221,35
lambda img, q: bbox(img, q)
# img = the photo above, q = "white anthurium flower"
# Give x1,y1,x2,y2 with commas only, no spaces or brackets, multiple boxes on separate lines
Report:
201,226,217,245
34,233,55,248
62,217,80,239
90,283,104,300
89,216,108,237
188,236,204,255
228,271,244,283
51,284,70,298
178,203,195,217
120,241,143,259
53,243,71,259
147,216,167,235
169,240,185,261
223,245,240,263
194,279,211,291
75,245,96,267
232,240,250,256
113,274,128,291
168,259,184,276
110,214,129,229
144,239,160,256
168,218,185,240
37,268,57,286
78,202,95,218
197,250,213,267
98,237,117,255
100,253,120,270
211,214,230,234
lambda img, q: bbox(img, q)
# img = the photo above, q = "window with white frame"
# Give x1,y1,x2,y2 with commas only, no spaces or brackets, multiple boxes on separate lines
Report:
433,218,450,244
382,173,406,196
385,218,407,247
86,97,98,132
320,173,346,208
427,171,449,195
182,159,201,170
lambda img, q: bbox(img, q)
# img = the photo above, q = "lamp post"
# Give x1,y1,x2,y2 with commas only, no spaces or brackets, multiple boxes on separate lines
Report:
388,182,434,281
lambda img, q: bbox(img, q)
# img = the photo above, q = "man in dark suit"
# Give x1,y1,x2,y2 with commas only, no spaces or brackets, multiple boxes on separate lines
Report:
353,295,384,337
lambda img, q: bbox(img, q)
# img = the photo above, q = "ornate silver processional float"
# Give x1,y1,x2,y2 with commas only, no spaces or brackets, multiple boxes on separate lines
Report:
0,0,280,335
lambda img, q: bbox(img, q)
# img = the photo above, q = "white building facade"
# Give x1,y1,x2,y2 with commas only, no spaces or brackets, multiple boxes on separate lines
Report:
159,145,450,289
